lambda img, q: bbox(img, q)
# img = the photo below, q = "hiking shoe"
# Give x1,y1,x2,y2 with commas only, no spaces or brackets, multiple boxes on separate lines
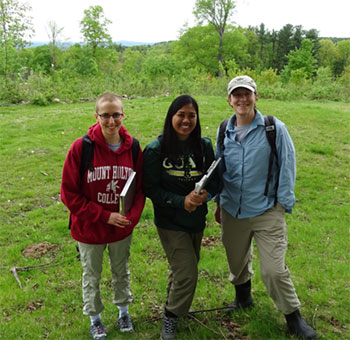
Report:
226,280,254,314
89,320,107,339
118,314,134,332
226,295,254,313
285,310,317,339
161,314,178,340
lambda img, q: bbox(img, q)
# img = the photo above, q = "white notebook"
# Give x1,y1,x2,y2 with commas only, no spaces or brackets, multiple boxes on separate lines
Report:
120,171,136,215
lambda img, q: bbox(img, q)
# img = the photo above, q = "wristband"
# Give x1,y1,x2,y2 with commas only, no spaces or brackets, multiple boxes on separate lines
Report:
205,192,212,202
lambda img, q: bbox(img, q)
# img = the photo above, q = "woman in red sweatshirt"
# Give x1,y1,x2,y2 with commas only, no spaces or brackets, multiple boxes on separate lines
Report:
61,93,145,340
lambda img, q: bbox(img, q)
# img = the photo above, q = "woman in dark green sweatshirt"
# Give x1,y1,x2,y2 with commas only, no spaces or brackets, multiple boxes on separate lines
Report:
143,95,219,340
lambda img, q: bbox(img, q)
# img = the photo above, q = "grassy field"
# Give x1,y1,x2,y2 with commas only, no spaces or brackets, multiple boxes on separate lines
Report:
0,96,349,340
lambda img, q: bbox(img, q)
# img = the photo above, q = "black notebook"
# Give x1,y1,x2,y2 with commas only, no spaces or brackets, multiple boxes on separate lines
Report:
120,171,136,215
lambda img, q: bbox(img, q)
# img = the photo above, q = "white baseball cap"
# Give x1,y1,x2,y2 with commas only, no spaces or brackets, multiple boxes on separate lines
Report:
227,75,257,95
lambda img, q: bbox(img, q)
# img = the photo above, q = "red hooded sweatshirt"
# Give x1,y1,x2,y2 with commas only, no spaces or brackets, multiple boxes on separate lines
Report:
61,123,145,244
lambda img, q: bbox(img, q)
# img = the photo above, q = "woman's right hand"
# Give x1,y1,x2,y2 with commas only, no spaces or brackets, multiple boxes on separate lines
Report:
184,190,208,213
107,212,130,228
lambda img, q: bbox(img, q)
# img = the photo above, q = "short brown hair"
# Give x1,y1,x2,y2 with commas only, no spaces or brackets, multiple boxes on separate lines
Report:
95,93,123,112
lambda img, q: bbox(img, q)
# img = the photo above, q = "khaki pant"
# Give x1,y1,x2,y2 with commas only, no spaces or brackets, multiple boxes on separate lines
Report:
221,203,300,315
157,227,203,317
78,234,133,316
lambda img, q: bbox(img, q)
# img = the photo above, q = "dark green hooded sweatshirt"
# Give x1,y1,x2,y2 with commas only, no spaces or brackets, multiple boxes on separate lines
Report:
143,137,219,233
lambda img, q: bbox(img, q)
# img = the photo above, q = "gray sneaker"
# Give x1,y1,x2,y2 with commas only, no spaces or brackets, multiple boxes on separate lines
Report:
118,314,134,332
89,320,107,339
161,314,178,340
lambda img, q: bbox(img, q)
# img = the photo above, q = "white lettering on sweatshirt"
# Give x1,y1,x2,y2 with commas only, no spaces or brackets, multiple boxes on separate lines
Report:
87,165,132,183
87,166,111,183
97,192,119,204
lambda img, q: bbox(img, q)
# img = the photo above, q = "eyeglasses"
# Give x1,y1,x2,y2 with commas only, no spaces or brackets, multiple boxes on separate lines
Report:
97,112,123,121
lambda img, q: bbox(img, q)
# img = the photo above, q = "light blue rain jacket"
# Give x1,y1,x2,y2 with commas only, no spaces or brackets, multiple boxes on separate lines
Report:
215,110,296,219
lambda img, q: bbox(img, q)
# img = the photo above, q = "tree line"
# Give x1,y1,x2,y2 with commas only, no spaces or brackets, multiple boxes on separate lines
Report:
0,0,349,105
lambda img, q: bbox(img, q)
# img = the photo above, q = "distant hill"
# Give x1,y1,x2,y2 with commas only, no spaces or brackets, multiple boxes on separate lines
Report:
29,36,349,48
321,37,350,42
29,40,156,47
29,41,49,47
116,40,155,46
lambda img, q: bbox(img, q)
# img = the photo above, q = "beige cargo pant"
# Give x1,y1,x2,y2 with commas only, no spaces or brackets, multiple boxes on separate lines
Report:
221,202,301,315
78,234,133,316
157,227,203,317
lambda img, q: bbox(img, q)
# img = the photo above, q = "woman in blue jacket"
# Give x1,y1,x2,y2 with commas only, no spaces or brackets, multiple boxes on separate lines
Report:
215,76,317,340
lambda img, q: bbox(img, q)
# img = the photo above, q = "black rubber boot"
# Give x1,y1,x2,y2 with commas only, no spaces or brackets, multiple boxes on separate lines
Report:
227,279,254,312
285,309,317,339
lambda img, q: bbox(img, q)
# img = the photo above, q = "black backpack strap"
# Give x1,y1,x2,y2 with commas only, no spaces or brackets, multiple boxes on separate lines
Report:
80,134,95,178
218,119,229,151
264,115,278,202
131,137,140,170
70,134,94,229
80,135,139,176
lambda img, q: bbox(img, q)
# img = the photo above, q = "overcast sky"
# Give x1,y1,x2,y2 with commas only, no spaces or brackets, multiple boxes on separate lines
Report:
27,0,350,43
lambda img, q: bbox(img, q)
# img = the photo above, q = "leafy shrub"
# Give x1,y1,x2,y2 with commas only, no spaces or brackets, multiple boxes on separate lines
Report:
25,73,55,105
314,67,333,85
289,69,310,86
1,63,350,105
258,68,279,85
272,86,294,101
226,59,240,79
337,66,350,102
31,93,50,106
0,80,26,104
239,68,258,81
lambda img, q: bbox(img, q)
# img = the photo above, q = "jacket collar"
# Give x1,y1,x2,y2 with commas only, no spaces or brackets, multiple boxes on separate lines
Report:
228,109,264,132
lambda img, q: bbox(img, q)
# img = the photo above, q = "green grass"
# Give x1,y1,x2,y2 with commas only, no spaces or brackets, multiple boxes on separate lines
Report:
0,96,349,339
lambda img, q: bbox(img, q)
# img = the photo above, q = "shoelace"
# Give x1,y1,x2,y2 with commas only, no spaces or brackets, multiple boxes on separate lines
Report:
120,315,131,328
93,322,105,335
164,317,177,333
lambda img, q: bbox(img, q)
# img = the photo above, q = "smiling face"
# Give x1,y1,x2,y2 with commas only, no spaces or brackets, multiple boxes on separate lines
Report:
228,87,258,123
171,103,198,141
95,99,124,142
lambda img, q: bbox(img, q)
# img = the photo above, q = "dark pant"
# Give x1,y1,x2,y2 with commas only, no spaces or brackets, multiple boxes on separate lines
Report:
157,227,203,317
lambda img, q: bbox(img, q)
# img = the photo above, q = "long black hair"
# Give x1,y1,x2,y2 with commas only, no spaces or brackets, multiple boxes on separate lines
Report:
160,95,204,171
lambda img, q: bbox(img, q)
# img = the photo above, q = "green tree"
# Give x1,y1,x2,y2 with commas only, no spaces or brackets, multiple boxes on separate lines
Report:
30,44,52,74
282,39,317,81
304,28,319,57
46,21,64,69
59,44,98,76
292,25,303,49
318,39,337,69
244,27,261,70
336,40,350,73
80,5,112,57
274,24,318,72
0,0,33,83
275,24,295,71
223,26,250,70
255,23,268,62
250,24,280,70
193,0,235,77
121,49,145,74
268,29,278,69
143,51,178,80
176,24,221,76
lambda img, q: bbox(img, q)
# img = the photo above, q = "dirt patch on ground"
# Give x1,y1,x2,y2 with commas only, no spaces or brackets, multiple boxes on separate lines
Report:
22,242,60,258
201,235,221,247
